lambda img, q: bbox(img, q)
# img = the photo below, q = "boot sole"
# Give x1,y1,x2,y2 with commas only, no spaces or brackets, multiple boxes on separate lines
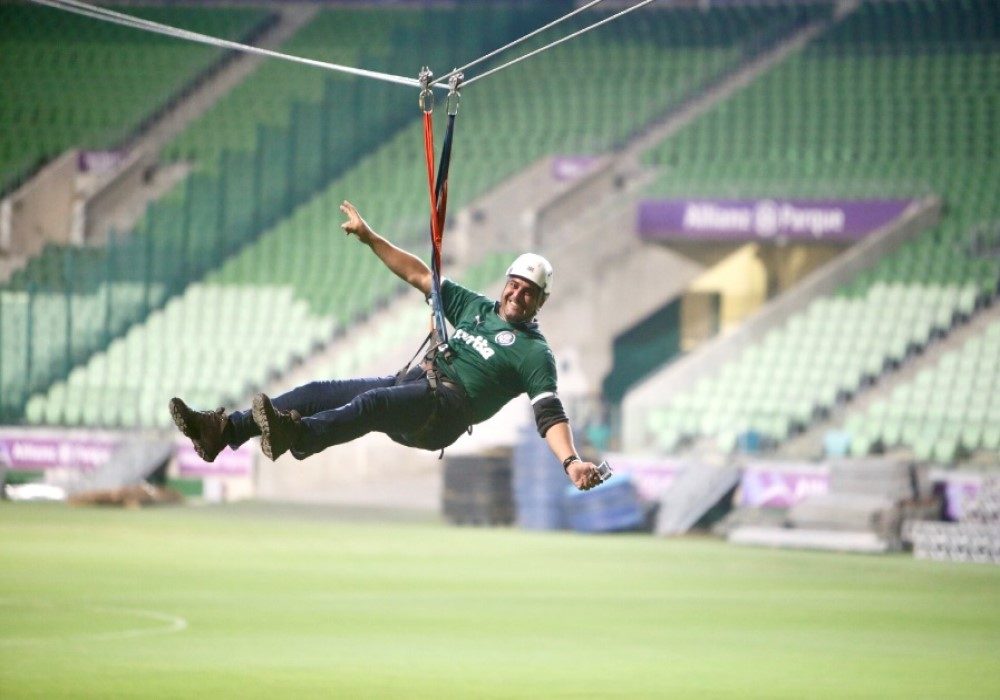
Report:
251,393,281,461
169,398,195,438
168,397,220,463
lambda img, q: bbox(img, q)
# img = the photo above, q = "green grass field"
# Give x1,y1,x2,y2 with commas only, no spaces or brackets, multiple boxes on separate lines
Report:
1,501,998,698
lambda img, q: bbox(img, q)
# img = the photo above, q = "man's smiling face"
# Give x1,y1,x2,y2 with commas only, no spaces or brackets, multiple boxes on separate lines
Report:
498,275,545,324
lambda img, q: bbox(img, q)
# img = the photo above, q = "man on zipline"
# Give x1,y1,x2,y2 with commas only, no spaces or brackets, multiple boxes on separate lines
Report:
169,200,604,490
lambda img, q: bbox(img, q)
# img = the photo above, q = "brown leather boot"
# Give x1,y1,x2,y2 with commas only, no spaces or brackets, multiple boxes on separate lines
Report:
251,393,302,461
168,397,228,463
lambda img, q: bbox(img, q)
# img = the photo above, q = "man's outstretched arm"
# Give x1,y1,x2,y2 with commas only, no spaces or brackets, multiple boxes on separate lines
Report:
340,200,432,296
544,421,602,491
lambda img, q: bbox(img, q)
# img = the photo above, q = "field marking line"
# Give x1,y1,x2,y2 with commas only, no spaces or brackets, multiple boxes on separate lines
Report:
0,600,189,646
84,606,189,641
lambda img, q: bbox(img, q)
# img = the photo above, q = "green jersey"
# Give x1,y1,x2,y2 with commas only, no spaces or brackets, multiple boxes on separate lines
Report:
435,279,558,425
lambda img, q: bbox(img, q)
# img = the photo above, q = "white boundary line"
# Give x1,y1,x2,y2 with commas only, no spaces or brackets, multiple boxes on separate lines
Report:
0,601,189,646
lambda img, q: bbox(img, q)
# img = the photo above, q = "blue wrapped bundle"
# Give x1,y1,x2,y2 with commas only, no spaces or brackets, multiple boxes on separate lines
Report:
564,476,645,533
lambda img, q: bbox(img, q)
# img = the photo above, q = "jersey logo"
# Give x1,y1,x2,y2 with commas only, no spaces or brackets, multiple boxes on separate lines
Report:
453,328,495,359
495,331,516,347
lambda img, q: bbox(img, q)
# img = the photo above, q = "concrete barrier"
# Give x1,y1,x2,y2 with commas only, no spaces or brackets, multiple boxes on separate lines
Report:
0,150,79,256
81,149,158,245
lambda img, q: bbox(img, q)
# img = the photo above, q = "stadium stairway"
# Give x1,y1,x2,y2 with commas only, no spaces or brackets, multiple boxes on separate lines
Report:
0,3,277,196
0,4,282,280
132,5,318,156
78,5,319,250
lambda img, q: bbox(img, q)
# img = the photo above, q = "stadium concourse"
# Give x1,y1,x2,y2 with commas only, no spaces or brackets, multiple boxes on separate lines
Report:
0,0,998,560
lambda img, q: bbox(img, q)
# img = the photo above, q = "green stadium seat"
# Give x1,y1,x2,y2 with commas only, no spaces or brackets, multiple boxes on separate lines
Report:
0,4,272,192
641,0,999,458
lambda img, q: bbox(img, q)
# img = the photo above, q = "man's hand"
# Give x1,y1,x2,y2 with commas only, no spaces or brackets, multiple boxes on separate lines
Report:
340,200,375,245
567,460,603,491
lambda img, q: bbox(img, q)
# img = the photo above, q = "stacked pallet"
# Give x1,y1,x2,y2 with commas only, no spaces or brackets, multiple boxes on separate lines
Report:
908,477,1000,564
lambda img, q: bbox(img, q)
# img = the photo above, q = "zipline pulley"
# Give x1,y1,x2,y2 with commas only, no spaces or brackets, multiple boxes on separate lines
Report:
418,66,434,114
446,71,463,116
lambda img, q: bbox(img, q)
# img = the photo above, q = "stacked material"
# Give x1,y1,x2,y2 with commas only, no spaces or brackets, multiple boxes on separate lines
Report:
564,476,645,534
442,453,513,527
512,427,567,531
729,458,916,553
908,477,1000,564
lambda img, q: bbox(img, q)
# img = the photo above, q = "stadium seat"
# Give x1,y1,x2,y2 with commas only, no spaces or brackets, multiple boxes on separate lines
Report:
0,3,272,191
642,0,999,459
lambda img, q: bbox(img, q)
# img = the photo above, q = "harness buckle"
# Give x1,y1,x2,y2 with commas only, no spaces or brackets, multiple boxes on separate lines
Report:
436,342,453,363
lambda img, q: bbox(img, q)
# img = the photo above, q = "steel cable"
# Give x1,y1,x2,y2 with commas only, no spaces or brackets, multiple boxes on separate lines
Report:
28,0,428,89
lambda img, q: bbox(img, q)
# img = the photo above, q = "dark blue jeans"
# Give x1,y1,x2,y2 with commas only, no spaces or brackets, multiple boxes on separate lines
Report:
227,366,470,458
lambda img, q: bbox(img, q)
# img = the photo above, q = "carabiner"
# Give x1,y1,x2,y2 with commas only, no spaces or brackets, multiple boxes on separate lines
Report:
418,66,434,114
446,71,463,116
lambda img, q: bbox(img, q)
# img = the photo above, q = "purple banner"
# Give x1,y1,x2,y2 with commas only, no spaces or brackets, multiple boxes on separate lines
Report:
604,453,683,502
78,150,126,174
0,434,118,472
638,198,913,243
551,156,599,182
176,441,254,478
740,462,829,508
0,432,253,479
932,472,982,521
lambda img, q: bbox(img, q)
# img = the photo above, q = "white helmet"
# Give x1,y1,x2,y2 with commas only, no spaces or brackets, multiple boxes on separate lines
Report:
506,253,553,298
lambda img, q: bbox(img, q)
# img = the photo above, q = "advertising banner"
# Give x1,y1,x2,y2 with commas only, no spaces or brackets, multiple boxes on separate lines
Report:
604,453,684,502
932,472,983,521
739,462,829,508
78,150,126,174
637,198,913,243
0,434,118,472
0,432,253,479
551,155,600,182
176,442,254,478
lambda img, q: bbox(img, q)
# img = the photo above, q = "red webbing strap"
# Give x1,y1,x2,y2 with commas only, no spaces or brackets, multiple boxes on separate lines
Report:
420,75,459,353
422,111,444,276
